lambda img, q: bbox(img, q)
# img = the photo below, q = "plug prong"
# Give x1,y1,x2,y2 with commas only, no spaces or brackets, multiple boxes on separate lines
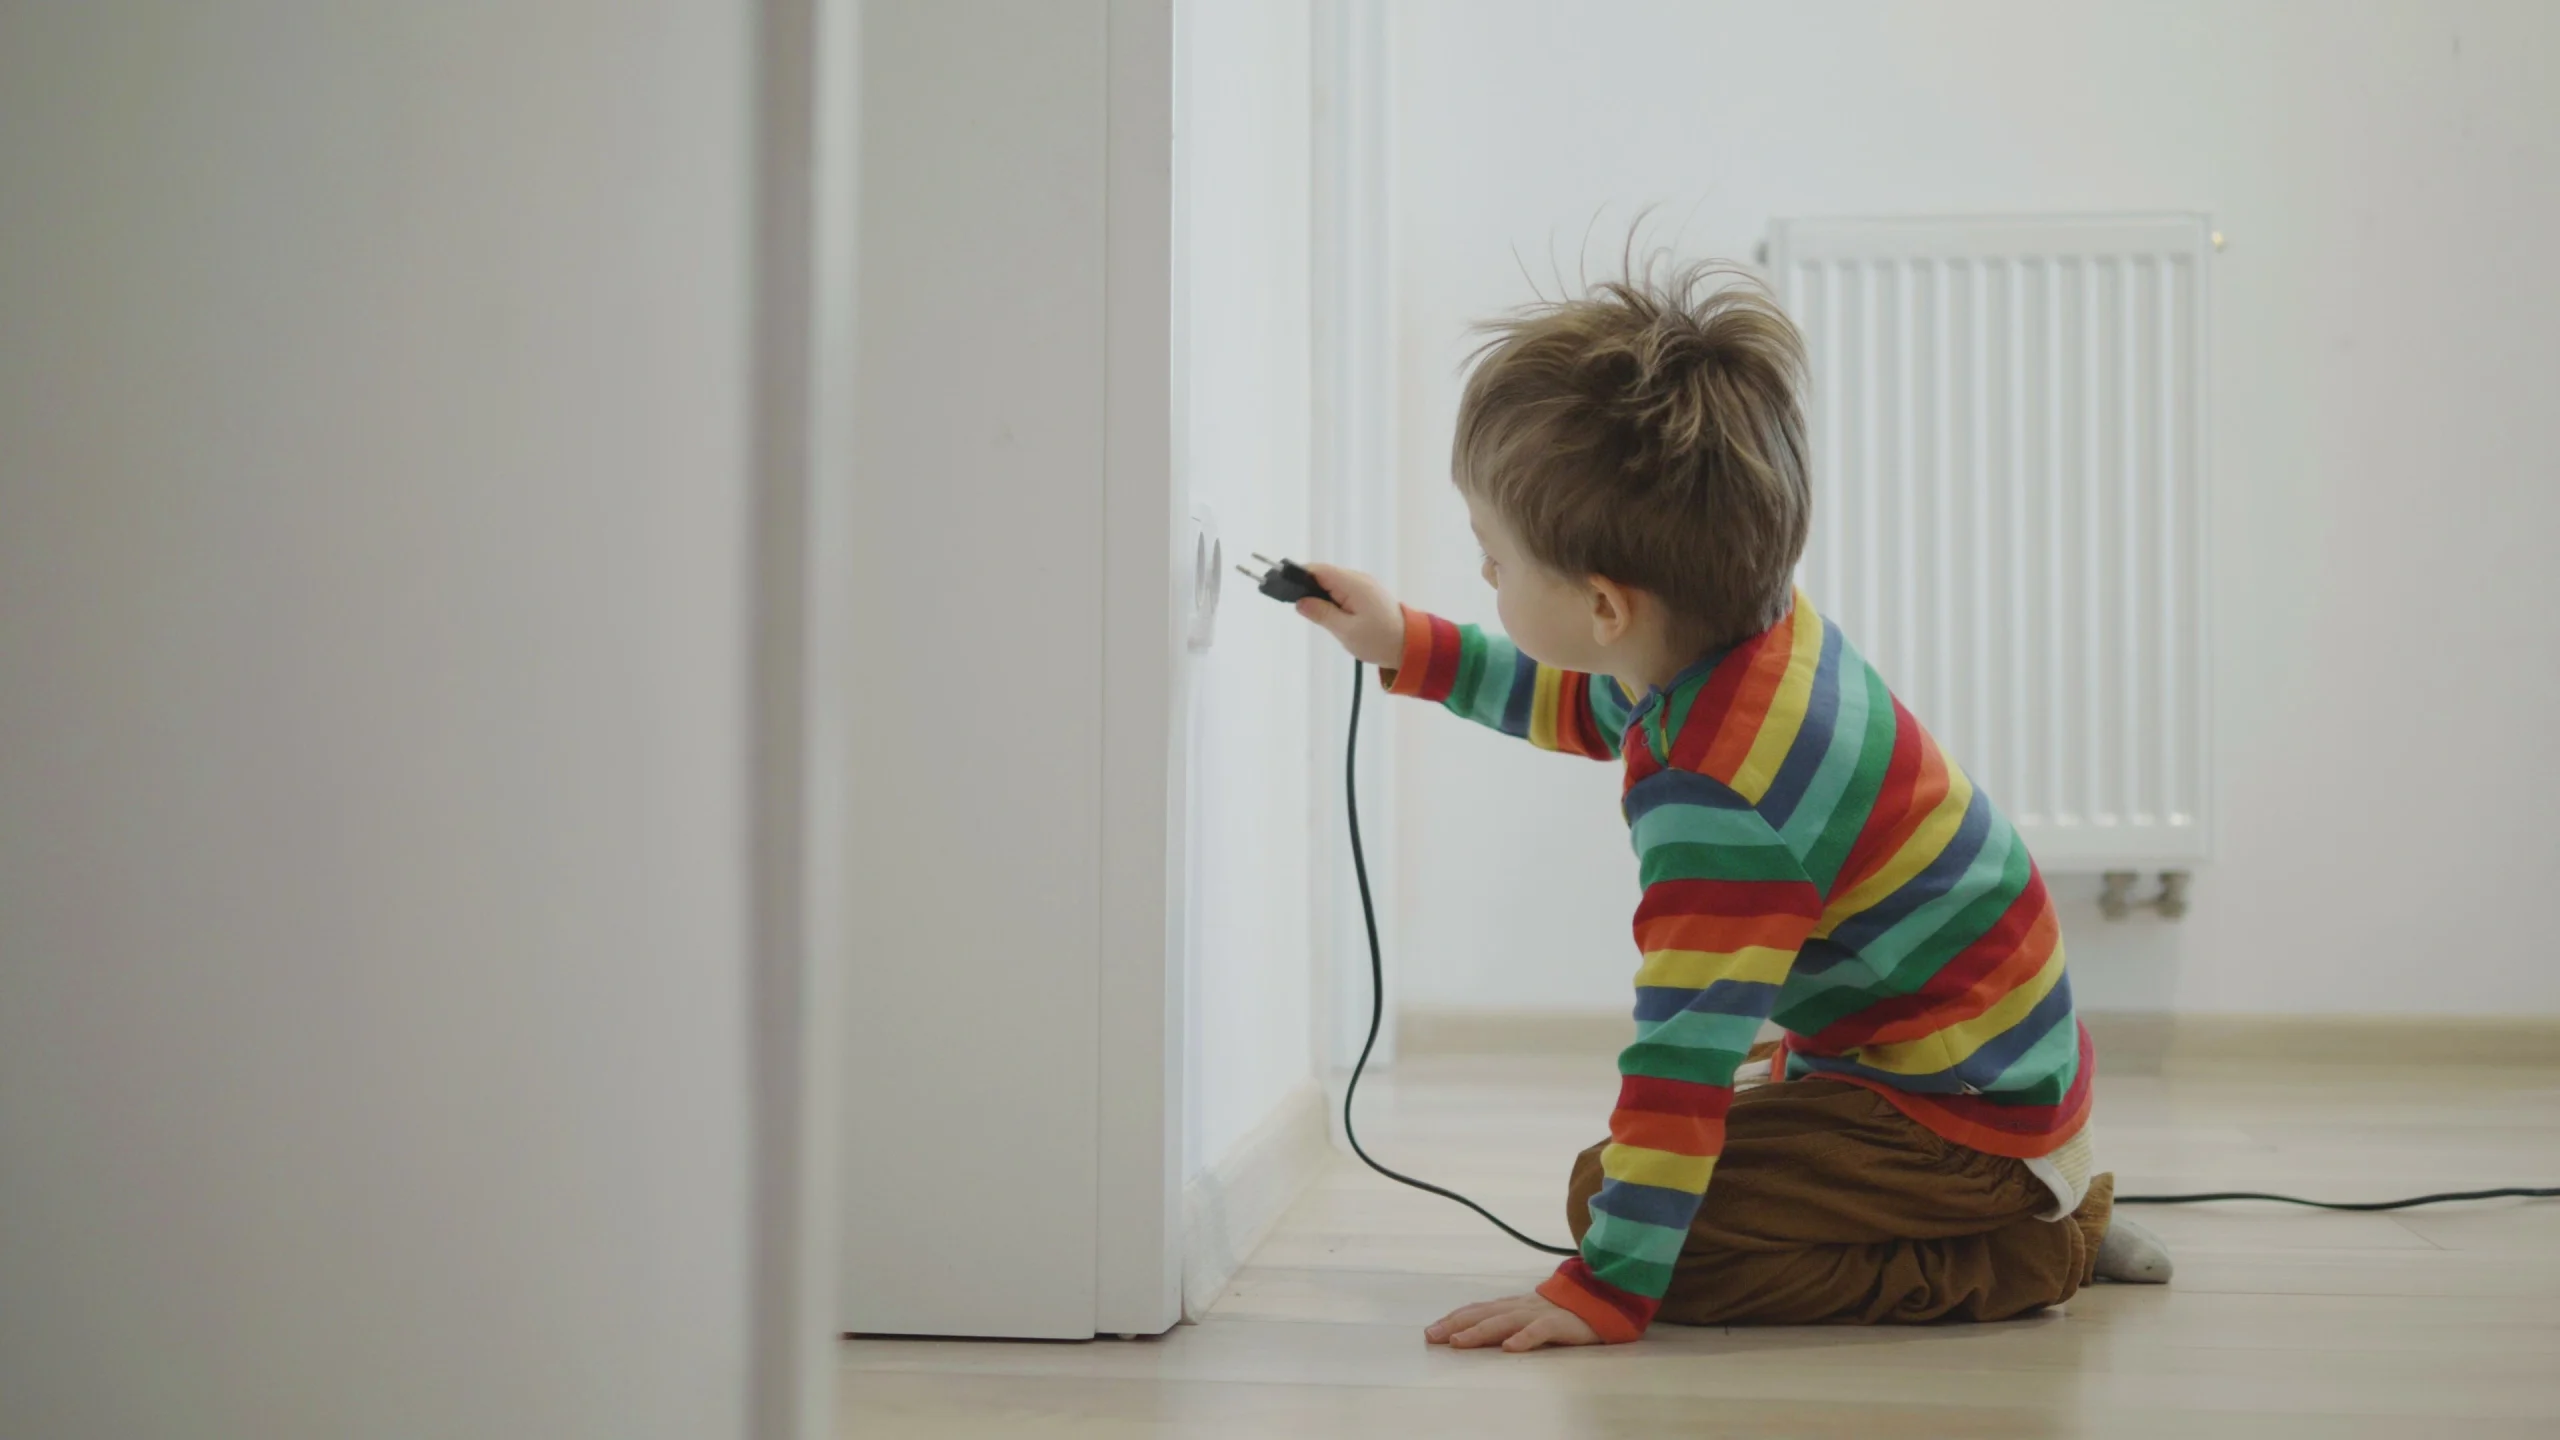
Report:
1250,552,1281,567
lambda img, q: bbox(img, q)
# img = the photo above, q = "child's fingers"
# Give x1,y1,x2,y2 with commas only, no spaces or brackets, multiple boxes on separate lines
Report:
1502,1315,1587,1353
1301,561,1371,612
1293,596,1351,635
1426,1298,1514,1339
1451,1311,1535,1350
1301,560,1352,594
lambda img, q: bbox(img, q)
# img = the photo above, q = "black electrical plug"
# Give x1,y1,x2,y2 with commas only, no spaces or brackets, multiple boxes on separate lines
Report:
1237,553,1334,606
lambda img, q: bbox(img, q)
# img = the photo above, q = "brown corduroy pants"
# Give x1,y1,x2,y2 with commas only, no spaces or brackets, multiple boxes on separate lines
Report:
1565,1078,2113,1326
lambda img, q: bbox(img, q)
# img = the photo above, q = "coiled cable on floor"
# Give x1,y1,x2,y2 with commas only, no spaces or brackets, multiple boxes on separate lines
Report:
2115,1186,2560,1210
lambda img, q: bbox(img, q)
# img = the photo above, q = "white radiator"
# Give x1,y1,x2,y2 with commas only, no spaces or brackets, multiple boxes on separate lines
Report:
1767,215,2213,871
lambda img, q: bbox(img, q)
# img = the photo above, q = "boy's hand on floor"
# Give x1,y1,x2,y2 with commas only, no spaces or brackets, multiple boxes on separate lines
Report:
1291,563,1406,669
1424,1293,1603,1353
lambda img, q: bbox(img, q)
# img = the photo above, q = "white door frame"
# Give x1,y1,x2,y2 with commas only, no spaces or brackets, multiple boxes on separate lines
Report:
1093,0,1186,1336
747,0,858,1432
1309,0,1401,1078
832,0,1184,1344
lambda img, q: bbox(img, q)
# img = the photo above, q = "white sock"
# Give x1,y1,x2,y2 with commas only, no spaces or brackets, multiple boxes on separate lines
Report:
2094,1212,2174,1284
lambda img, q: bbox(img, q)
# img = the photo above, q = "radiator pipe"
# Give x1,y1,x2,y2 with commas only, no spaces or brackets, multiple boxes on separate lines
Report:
2099,871,2192,921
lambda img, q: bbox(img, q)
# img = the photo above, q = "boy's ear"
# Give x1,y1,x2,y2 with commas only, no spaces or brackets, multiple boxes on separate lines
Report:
1585,575,1638,647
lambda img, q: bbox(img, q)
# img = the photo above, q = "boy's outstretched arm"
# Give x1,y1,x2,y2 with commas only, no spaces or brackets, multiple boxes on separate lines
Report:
1296,562,1632,760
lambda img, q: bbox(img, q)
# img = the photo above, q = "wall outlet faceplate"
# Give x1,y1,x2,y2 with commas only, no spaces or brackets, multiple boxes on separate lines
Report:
1186,503,1221,653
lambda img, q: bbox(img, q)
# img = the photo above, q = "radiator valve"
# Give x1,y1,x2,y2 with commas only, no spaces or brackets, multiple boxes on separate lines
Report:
2099,871,2192,921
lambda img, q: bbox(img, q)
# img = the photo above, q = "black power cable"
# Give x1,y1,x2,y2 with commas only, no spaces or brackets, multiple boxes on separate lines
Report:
2115,1186,2560,1211
1342,657,1576,1256
1247,558,2557,1251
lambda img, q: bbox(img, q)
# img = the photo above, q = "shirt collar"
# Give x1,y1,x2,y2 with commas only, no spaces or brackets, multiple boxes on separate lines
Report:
1623,589,1804,724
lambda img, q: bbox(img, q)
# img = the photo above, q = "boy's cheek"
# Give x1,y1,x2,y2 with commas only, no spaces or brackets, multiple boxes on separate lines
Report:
1494,598,1552,664
1500,599,1586,673
1491,587,1542,648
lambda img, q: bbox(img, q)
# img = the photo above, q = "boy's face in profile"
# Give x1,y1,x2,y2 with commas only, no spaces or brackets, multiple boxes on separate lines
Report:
1468,491,1695,692
1468,495,1612,676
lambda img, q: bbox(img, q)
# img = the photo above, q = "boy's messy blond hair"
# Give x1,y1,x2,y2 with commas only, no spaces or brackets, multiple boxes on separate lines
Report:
1454,262,1811,650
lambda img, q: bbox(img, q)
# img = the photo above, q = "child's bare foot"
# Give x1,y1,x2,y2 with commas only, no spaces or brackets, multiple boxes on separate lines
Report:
2095,1213,2174,1283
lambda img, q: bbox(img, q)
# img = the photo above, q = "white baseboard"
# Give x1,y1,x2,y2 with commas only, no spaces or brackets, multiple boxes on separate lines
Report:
1400,1007,2560,1073
1180,1079,1333,1322
2081,1012,2560,1071
1399,1009,1624,1058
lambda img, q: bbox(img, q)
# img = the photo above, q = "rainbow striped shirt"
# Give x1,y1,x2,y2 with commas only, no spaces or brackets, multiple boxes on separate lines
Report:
1387,589,2091,1343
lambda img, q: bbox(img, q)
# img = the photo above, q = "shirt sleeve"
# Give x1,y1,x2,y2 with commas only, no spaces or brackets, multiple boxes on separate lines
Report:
1533,768,1823,1342
1381,605,1632,761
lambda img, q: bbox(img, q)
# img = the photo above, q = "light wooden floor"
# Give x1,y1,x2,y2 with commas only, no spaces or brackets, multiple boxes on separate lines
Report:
841,1053,2560,1438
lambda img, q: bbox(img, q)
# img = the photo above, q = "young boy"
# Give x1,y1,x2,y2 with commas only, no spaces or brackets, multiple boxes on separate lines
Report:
1296,264,2172,1353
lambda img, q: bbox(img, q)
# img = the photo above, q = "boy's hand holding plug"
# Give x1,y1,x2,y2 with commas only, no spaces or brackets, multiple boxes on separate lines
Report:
1289,563,1406,669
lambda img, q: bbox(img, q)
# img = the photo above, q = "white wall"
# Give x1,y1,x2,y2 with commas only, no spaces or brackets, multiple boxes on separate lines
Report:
1384,0,2560,1017
1177,0,1323,1176
0,5,761,1437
